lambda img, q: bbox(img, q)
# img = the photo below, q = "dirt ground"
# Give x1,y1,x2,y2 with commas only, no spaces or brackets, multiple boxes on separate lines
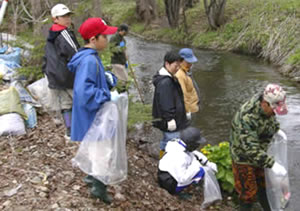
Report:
0,110,236,211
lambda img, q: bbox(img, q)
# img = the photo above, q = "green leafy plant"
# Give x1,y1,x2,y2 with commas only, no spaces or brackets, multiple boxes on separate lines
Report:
201,141,234,193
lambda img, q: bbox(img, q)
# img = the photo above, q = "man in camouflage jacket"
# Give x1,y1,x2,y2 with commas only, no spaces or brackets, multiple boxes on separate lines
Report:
230,84,288,211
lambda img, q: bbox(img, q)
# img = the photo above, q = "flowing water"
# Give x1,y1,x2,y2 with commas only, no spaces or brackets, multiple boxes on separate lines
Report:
126,36,300,210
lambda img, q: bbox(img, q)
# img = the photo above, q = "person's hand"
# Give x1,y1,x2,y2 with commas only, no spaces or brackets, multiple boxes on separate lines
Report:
105,72,114,86
192,151,208,165
167,119,176,131
207,161,218,173
186,112,191,120
271,162,287,176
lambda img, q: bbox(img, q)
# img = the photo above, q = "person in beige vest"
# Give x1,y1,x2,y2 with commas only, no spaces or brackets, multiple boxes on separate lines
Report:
175,48,199,120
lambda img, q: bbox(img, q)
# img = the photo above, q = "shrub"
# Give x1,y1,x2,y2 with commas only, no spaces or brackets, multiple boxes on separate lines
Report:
201,141,234,193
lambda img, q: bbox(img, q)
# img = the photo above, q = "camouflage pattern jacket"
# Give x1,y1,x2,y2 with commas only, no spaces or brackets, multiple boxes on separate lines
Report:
229,94,279,168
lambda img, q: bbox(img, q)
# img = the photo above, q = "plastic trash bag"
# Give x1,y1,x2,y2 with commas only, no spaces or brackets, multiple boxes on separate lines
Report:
0,113,26,136
10,81,40,107
0,87,27,119
201,166,223,208
0,47,21,65
22,103,37,128
27,77,51,110
72,93,128,185
265,131,291,211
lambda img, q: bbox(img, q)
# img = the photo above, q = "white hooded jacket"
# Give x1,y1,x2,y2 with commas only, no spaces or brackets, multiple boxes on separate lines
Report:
159,139,205,188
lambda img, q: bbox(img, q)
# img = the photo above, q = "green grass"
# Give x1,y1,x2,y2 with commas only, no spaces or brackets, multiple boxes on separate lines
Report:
128,100,152,129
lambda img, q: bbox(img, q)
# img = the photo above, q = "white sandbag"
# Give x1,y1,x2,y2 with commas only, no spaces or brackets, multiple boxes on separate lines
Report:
0,113,26,136
72,93,128,185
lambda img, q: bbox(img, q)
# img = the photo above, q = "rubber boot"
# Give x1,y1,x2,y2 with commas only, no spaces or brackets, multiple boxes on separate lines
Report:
159,150,165,159
177,192,192,200
239,200,253,211
83,175,95,187
61,109,72,138
257,189,271,211
90,179,113,204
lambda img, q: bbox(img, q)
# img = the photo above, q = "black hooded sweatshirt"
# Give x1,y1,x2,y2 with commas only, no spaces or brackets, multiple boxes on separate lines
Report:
42,24,80,89
152,67,189,132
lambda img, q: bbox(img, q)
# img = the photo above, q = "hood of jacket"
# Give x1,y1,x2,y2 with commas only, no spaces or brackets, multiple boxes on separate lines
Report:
68,48,98,73
153,67,173,87
47,24,67,42
165,139,187,153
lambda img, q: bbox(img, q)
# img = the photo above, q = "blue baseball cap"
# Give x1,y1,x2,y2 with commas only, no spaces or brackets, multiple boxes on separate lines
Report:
179,48,198,63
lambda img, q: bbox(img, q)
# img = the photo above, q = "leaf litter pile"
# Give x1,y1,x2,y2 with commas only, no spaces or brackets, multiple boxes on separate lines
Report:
0,111,236,210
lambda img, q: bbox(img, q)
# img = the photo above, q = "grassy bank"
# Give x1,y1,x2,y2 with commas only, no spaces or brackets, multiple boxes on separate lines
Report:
102,0,300,81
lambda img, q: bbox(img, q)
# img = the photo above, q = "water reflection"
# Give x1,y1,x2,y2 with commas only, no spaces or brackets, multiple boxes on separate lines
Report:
126,35,300,210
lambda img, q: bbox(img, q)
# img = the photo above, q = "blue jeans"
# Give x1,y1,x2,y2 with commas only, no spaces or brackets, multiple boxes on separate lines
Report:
160,131,180,150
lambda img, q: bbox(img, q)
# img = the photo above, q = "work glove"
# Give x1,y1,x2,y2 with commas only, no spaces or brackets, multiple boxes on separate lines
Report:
277,129,287,140
186,112,191,120
271,162,287,177
206,161,218,173
167,119,176,131
193,151,218,173
192,151,208,165
105,72,114,87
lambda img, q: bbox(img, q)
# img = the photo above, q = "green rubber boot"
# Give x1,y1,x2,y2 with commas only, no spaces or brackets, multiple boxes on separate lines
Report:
90,179,113,204
239,200,253,211
83,175,95,187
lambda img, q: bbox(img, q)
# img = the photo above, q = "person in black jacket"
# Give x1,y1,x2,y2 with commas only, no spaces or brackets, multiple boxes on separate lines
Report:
152,51,189,158
42,4,80,139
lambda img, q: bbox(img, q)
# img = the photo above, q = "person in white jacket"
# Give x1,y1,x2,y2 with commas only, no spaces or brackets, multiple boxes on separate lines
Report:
158,127,217,195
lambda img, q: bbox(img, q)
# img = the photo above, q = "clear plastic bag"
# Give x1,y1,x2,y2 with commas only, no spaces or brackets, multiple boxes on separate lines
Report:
265,131,291,211
72,93,128,185
201,166,223,208
27,77,51,109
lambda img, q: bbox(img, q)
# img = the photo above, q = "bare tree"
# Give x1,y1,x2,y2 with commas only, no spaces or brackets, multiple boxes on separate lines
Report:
164,0,181,28
29,0,43,36
185,0,200,8
92,0,102,17
10,0,23,35
203,0,226,30
136,0,157,25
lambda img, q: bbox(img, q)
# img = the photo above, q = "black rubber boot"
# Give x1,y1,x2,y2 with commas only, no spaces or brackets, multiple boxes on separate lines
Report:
83,175,95,187
257,189,271,211
239,200,253,211
90,179,113,204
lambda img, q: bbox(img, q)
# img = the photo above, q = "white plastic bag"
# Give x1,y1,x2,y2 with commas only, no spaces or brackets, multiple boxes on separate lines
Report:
201,166,222,208
0,113,26,136
72,93,128,185
27,77,51,110
265,131,291,211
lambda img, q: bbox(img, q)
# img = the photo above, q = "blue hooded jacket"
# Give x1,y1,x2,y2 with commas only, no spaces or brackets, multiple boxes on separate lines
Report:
68,48,117,141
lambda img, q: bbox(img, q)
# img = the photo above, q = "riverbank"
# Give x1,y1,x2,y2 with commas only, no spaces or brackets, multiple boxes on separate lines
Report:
102,0,300,82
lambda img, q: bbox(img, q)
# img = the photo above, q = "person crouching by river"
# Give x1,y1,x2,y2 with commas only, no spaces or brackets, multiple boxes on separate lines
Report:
230,83,288,211
158,127,217,197
67,17,118,204
152,51,190,159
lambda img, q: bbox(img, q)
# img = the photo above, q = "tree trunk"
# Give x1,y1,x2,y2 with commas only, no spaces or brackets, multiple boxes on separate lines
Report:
164,0,181,28
136,0,157,25
92,0,102,17
203,0,226,30
30,0,42,36
185,0,199,8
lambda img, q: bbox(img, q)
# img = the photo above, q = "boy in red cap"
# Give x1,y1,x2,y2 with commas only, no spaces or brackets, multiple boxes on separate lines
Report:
67,17,118,204
43,4,80,139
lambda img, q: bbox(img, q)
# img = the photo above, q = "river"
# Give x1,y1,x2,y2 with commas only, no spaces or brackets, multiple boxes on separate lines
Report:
126,35,300,210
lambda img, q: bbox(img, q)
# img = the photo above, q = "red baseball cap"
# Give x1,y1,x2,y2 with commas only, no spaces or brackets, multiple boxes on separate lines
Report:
78,17,118,40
